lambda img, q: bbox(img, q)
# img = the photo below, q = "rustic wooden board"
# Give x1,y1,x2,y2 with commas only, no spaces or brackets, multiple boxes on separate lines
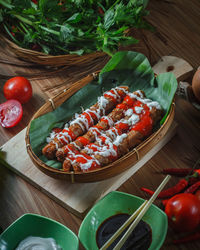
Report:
1,122,177,218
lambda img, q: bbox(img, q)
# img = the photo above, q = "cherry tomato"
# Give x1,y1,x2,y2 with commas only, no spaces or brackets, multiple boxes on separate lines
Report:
165,193,200,232
195,189,200,203
3,76,32,104
0,100,23,128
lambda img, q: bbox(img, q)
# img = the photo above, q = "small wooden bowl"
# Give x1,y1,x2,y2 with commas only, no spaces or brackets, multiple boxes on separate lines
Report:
26,72,175,183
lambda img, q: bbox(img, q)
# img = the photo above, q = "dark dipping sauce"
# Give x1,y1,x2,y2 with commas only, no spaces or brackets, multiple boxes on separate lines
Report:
96,213,152,250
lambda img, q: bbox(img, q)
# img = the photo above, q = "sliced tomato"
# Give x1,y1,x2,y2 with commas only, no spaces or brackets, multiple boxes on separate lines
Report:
0,100,23,128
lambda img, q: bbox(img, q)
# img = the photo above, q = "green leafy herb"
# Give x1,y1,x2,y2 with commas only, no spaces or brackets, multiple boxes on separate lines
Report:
0,0,150,56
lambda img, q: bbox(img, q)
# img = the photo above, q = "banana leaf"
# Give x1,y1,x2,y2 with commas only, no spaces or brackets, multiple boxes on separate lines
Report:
29,51,177,169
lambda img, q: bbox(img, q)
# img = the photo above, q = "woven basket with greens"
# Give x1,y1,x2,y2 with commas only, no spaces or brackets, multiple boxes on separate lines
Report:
0,0,150,57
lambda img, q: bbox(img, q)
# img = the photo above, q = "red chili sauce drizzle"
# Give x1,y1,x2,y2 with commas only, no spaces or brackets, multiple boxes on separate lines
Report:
64,96,153,172
77,136,90,146
58,128,76,145
55,88,125,146
86,100,151,155
116,103,129,110
96,213,152,250
63,94,133,169
131,104,153,137
63,144,75,154
68,100,152,171
87,110,99,122
104,89,120,104
68,152,100,171
52,127,62,134
124,95,135,107
82,111,94,127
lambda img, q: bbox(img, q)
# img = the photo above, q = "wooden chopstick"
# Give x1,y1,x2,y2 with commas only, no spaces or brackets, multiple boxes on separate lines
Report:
100,200,148,250
114,175,171,250
100,175,171,250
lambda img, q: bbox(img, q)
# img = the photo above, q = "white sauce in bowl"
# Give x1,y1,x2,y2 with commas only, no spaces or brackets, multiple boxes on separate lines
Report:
15,236,62,250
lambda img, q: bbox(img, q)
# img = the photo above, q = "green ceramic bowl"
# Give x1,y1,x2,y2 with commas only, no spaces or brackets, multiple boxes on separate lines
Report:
0,213,79,250
79,191,168,250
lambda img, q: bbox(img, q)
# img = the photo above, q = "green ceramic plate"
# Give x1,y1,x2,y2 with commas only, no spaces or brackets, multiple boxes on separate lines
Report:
0,213,79,250
79,191,168,250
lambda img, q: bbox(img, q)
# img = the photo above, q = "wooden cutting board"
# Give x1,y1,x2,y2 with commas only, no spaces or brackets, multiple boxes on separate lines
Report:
1,123,177,218
1,56,193,218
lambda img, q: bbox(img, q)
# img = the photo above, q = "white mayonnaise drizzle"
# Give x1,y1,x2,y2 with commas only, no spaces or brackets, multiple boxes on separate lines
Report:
127,113,140,126
48,87,127,145
69,152,100,171
64,123,69,128
125,108,133,116
128,93,161,111
62,89,162,171
71,141,81,151
135,90,145,98
84,144,102,155
88,127,101,140
89,109,101,120
135,106,144,114
113,134,128,146
106,127,119,140
46,131,56,143
104,87,121,102
15,236,62,250
80,158,99,171
58,130,73,143
146,101,162,110
83,110,140,159
70,114,88,131
64,90,162,170
97,96,109,115
97,143,117,157
101,116,114,127
115,86,129,95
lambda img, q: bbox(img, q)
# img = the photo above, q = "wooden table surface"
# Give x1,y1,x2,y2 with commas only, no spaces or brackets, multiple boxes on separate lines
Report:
0,0,200,249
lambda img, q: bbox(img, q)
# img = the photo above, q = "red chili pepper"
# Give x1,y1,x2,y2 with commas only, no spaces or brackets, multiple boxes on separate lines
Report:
187,170,200,185
194,169,200,175
189,176,199,185
162,168,192,176
140,179,189,198
31,0,38,4
184,181,200,194
173,231,200,244
162,181,200,204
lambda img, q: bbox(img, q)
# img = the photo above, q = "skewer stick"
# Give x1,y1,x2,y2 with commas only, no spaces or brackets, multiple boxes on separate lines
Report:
100,175,171,250
114,175,171,250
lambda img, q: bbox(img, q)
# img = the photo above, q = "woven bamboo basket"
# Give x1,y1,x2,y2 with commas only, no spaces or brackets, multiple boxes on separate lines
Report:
1,35,108,67
25,72,175,183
